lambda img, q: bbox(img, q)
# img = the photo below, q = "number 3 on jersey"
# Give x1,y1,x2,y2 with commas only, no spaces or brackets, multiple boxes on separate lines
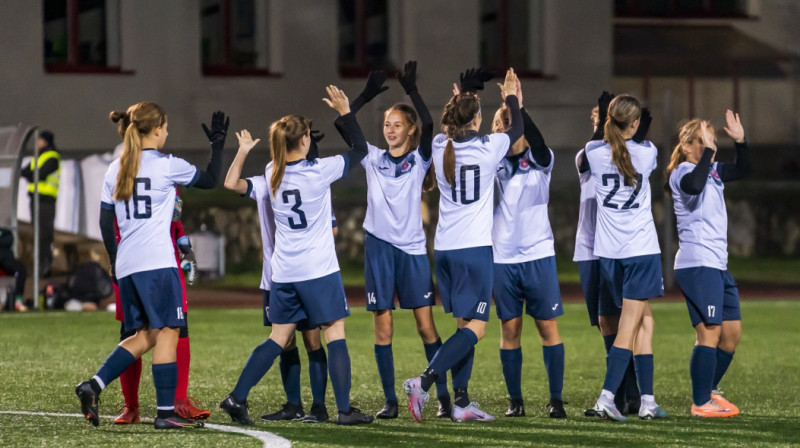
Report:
282,189,308,229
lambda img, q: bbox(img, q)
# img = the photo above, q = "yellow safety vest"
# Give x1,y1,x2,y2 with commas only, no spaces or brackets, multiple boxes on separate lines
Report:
27,150,60,198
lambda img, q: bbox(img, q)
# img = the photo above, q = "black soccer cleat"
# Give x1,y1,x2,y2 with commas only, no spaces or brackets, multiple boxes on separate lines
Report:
261,402,304,422
376,401,398,419
75,381,100,427
219,394,254,426
437,396,453,419
300,402,329,423
154,414,204,429
505,398,525,417
548,398,567,418
336,407,374,426
584,407,599,417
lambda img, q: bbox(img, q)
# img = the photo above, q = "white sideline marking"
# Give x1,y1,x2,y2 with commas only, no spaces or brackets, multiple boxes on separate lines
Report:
0,411,292,448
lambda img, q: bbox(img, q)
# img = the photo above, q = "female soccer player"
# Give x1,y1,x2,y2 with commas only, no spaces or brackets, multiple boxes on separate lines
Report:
108,107,210,425
577,93,650,416
338,61,451,419
219,85,374,426
75,102,227,429
667,111,749,417
489,80,566,419
222,128,331,424
585,94,666,421
403,67,522,423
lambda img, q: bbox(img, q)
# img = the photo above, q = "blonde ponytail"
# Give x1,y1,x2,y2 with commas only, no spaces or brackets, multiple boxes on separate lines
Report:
269,115,311,196
604,95,641,187
114,101,167,201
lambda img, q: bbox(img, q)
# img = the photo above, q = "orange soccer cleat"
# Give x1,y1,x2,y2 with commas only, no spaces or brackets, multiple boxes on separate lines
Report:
710,390,740,416
114,405,140,424
690,399,737,418
175,397,212,421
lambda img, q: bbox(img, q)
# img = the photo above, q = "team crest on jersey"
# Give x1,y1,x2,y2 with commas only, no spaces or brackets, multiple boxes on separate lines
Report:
378,152,416,178
517,157,533,173
709,169,723,186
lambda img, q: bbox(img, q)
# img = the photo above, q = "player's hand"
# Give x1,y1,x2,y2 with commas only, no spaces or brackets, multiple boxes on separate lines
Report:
723,109,745,143
452,83,460,96
459,67,494,93
358,70,389,102
236,129,260,152
202,111,230,147
497,77,523,107
700,120,717,152
502,68,517,99
396,60,418,95
323,85,351,116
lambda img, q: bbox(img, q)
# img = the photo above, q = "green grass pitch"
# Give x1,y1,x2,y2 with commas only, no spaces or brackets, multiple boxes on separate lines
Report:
1,300,799,447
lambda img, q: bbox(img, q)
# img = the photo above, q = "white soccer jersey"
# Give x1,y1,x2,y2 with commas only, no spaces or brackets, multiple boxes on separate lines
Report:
492,148,555,263
573,149,598,262
669,161,728,270
432,132,510,250
266,155,346,283
584,139,661,259
247,173,276,291
101,150,198,278
362,143,431,255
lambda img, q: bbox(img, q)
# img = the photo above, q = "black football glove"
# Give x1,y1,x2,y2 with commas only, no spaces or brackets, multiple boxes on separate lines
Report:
357,70,389,103
459,67,494,93
632,107,652,143
201,111,230,149
396,60,418,95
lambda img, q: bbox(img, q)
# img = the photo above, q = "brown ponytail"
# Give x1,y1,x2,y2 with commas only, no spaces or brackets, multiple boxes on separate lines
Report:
440,93,481,188
115,102,167,201
664,118,713,191
269,115,310,196
604,95,641,187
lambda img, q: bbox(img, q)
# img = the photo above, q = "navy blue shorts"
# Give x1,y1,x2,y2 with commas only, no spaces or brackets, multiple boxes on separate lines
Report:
493,256,563,320
434,246,493,322
577,260,620,326
117,268,185,332
262,290,312,331
599,254,664,307
270,272,350,328
364,232,435,311
675,267,741,327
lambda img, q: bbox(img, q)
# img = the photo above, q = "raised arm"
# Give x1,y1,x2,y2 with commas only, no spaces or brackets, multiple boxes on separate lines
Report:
396,61,433,160
679,120,716,195
223,129,260,195
193,111,230,189
590,91,614,141
324,85,368,169
335,71,389,147
501,68,523,144
521,108,551,167
632,108,652,143
718,110,751,182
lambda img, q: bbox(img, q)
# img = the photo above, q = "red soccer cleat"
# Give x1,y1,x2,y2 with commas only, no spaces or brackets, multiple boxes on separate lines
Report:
175,397,211,421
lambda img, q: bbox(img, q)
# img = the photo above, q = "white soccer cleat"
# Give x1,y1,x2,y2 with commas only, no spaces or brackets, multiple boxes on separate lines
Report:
638,402,668,420
451,402,495,422
592,399,627,422
403,377,429,423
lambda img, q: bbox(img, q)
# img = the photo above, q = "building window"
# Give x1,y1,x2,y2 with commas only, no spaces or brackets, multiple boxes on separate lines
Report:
43,0,124,73
338,0,392,77
615,0,750,18
480,0,544,77
201,0,276,76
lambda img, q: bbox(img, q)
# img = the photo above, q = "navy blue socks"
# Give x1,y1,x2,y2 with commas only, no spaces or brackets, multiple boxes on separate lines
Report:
152,362,178,413
307,348,327,405
500,348,523,400
375,344,397,404
327,340,352,412
602,334,616,354
690,345,717,405
423,339,450,400
713,348,734,390
232,338,283,403
93,346,137,390
602,346,632,394
543,344,565,400
279,347,302,406
633,354,654,396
